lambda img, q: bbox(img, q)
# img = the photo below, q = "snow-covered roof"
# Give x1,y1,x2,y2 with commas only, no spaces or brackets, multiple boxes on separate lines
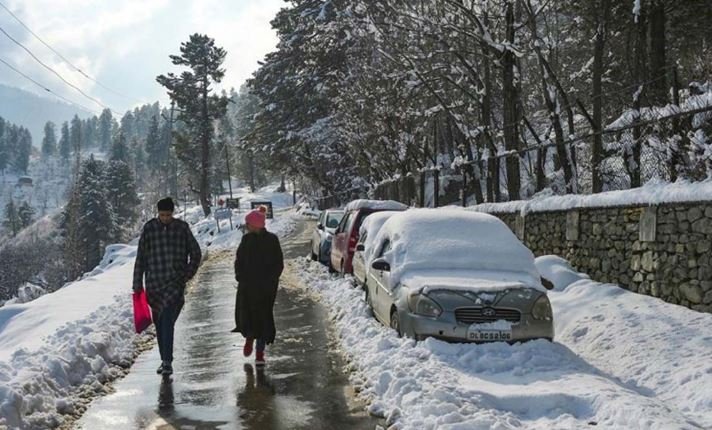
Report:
469,178,712,215
375,208,540,287
344,199,408,212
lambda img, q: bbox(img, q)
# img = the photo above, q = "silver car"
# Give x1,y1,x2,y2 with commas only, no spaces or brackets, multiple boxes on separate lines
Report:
310,209,344,265
364,209,554,343
353,211,400,287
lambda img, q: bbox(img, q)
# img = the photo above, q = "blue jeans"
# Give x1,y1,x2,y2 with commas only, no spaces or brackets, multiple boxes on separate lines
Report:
153,302,183,363
256,338,266,353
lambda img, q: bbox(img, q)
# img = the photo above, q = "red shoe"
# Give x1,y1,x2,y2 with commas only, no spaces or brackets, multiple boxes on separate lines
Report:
255,351,265,366
243,337,254,357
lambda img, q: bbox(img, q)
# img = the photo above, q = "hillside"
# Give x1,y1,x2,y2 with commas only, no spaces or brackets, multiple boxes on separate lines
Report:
0,84,92,145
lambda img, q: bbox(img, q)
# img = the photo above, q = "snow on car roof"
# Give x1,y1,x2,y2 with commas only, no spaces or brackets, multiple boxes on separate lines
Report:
358,211,401,262
376,208,541,287
344,199,408,212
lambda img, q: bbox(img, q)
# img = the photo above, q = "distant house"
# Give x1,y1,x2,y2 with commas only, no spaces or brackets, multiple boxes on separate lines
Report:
17,176,33,188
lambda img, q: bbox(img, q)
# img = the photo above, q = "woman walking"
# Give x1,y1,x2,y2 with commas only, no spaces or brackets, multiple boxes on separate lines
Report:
234,206,284,366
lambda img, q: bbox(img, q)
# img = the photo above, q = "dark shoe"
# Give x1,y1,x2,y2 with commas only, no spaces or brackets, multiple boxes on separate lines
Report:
255,351,265,366
157,363,164,374
243,337,254,357
162,363,173,376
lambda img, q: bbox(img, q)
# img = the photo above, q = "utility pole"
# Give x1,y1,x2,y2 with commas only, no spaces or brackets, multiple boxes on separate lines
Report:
224,141,234,199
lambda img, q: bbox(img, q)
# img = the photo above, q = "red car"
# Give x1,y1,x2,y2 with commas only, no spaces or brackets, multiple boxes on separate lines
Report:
330,199,408,274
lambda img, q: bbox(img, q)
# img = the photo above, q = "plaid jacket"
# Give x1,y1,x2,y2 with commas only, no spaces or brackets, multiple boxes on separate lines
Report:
133,218,202,311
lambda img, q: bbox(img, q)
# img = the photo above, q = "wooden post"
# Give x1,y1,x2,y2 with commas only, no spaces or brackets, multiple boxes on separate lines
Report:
433,169,440,208
461,168,468,207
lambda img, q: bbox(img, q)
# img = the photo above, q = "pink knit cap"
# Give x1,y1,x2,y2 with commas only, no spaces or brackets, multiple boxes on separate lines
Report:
245,208,266,229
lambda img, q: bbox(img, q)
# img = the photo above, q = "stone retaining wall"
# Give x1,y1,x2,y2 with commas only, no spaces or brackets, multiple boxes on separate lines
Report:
480,203,712,313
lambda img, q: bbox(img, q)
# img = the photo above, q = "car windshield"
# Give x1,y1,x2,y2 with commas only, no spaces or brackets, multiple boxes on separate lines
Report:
326,212,343,228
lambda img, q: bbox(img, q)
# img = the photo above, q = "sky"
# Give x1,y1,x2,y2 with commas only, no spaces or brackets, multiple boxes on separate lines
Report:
0,0,285,115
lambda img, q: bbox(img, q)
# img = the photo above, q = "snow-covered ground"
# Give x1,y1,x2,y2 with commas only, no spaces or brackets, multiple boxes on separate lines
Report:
0,186,297,429
293,256,712,429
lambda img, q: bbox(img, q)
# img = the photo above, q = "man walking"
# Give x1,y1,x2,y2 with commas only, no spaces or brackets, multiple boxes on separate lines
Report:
133,197,202,376
234,206,284,366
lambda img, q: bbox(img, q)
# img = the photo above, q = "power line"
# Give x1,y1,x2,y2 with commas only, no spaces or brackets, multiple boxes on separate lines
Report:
0,23,121,115
0,0,141,104
0,55,100,115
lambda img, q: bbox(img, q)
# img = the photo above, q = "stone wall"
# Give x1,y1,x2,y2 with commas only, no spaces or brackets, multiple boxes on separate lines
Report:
482,203,712,313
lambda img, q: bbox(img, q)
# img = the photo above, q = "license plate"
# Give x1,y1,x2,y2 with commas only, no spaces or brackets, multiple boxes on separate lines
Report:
467,329,512,341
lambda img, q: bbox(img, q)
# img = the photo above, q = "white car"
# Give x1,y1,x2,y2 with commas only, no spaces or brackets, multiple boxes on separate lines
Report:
364,208,554,342
310,209,344,265
353,211,401,287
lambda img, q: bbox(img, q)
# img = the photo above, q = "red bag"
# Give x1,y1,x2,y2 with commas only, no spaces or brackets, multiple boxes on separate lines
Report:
132,290,152,334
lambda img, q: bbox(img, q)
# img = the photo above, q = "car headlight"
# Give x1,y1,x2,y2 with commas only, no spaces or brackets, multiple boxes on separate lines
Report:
408,293,442,318
532,295,553,321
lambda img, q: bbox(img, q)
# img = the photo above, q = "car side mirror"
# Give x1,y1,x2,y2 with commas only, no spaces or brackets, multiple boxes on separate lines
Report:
371,258,390,272
317,224,324,231
356,244,365,252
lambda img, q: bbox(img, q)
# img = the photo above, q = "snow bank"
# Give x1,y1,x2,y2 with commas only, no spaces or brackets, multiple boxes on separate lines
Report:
344,199,408,212
294,259,700,429
470,178,712,215
377,208,541,287
542,256,712,428
534,256,589,291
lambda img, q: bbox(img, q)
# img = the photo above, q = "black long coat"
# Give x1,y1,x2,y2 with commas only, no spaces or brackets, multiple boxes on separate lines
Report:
234,229,284,344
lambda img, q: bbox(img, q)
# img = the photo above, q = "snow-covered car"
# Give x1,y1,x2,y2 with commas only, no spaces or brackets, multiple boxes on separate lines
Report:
310,209,344,264
331,199,409,274
353,211,401,287
364,208,554,342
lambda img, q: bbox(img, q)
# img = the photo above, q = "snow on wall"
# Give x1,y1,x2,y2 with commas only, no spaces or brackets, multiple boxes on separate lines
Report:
469,178,712,215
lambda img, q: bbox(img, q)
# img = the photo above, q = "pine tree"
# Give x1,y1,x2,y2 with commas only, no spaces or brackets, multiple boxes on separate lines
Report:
12,127,31,174
110,132,130,163
62,156,118,277
41,121,57,159
17,201,35,229
157,33,229,216
98,109,113,151
59,121,71,163
70,115,82,171
3,200,20,236
0,117,7,174
145,116,162,171
105,160,140,238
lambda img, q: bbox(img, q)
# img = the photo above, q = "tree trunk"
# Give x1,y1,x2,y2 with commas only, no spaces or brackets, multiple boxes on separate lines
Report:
502,0,521,200
591,0,610,193
648,0,667,106
630,6,648,188
200,77,211,216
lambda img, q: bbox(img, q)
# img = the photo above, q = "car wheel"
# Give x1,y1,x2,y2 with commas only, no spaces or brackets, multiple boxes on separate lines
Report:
390,309,402,337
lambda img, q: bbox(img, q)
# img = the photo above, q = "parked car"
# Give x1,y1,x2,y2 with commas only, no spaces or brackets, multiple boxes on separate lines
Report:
310,209,344,264
330,199,409,274
364,208,554,343
353,211,401,287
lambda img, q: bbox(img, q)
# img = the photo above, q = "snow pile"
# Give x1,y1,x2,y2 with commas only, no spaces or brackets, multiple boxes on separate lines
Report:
0,247,139,429
469,178,712,214
344,199,408,212
358,211,400,262
541,256,712,428
534,256,589,291
294,259,703,429
376,208,541,287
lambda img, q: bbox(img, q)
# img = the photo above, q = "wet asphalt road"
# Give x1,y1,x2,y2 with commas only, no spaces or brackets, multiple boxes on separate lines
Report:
77,219,377,430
